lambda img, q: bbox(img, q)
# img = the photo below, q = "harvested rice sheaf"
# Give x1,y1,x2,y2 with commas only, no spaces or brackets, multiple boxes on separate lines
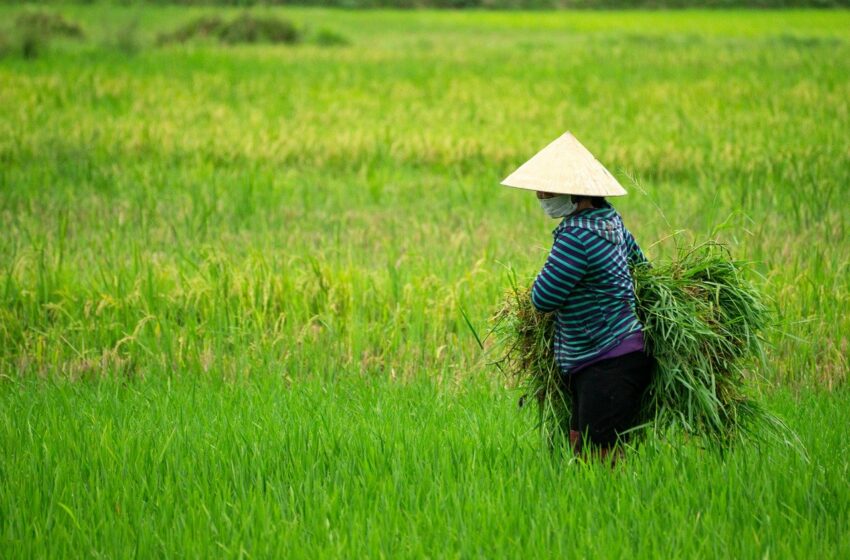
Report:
492,241,790,449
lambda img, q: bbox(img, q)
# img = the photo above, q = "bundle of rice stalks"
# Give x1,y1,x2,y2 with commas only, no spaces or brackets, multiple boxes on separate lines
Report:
491,241,790,450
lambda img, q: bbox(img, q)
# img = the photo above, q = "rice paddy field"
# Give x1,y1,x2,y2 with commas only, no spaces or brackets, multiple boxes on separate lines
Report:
1,6,849,558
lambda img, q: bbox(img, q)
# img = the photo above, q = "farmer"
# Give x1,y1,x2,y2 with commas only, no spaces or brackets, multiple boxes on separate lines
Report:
501,132,653,460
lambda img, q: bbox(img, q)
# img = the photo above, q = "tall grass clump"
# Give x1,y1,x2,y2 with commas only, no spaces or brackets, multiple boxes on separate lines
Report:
492,241,790,450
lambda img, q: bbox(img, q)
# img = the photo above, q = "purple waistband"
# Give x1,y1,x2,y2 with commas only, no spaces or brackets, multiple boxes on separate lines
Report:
569,331,645,375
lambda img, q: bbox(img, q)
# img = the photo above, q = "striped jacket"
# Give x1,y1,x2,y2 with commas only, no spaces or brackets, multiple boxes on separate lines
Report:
531,204,647,375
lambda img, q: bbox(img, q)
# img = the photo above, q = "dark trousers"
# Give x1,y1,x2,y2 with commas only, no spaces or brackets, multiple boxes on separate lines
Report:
565,351,653,449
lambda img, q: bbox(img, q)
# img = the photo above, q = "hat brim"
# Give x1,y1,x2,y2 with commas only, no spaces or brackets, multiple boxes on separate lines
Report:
501,132,628,197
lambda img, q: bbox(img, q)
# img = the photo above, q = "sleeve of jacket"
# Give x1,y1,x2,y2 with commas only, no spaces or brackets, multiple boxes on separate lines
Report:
623,227,648,266
531,230,588,313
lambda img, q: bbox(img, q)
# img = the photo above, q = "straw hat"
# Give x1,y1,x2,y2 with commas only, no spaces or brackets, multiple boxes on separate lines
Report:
501,132,627,197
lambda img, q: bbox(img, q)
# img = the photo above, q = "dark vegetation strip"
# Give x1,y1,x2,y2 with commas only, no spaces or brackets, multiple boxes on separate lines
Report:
18,0,850,8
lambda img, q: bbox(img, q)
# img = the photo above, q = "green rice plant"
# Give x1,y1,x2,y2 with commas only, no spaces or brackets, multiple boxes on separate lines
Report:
0,376,842,558
491,241,791,450
0,7,847,556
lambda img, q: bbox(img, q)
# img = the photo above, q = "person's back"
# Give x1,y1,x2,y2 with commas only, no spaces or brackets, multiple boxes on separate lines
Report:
532,202,646,375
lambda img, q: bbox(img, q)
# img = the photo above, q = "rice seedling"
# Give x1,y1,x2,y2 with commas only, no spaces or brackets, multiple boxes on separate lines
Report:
0,376,846,558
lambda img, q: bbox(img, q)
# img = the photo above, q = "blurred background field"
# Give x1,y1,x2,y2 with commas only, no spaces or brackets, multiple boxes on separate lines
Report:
1,5,849,558
1,6,847,386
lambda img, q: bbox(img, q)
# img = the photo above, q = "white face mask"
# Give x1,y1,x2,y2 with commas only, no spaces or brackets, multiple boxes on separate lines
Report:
539,195,576,219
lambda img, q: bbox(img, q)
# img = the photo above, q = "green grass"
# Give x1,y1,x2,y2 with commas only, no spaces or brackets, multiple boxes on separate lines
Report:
2,377,849,557
1,6,849,558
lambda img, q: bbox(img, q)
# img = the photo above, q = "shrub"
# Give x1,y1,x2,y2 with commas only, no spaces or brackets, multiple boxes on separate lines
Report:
19,30,44,60
0,30,9,58
10,10,85,59
159,13,300,46
15,10,85,40
104,20,143,56
313,28,351,47
157,15,225,45
219,13,299,44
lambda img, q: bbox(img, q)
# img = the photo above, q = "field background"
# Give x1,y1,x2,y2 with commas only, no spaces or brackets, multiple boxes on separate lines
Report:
2,6,849,558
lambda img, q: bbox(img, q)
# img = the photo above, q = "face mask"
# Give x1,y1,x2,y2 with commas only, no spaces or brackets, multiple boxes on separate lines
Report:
539,195,576,219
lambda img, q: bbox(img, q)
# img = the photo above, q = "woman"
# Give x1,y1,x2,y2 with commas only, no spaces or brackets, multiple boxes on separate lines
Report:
501,132,653,459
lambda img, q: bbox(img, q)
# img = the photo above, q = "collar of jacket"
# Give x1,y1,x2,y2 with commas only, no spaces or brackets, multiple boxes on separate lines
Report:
552,204,625,245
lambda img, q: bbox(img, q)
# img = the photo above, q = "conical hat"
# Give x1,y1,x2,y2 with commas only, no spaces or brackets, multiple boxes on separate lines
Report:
501,132,627,197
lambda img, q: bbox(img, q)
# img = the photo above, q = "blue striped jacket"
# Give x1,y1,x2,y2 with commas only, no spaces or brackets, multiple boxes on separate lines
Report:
531,204,647,375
